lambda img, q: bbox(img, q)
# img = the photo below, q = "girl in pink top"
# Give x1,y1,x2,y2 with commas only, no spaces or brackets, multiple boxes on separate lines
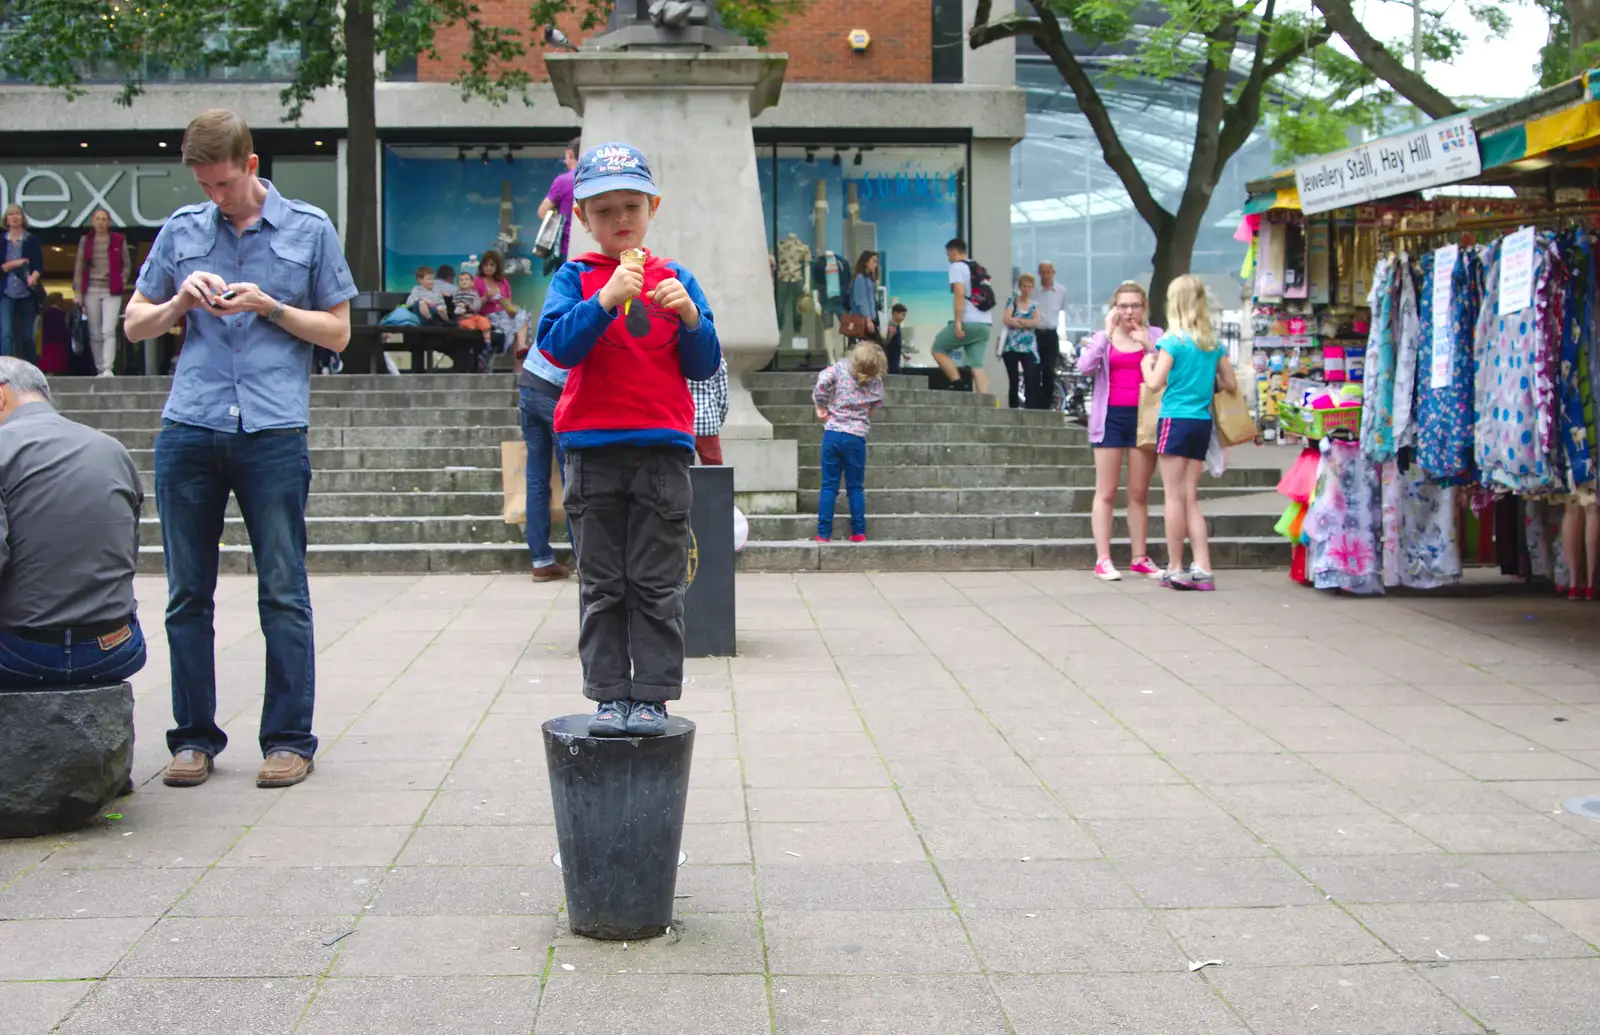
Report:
473,250,532,356
1076,281,1163,581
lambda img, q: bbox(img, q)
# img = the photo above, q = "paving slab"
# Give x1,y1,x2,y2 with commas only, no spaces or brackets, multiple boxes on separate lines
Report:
10,569,1599,1033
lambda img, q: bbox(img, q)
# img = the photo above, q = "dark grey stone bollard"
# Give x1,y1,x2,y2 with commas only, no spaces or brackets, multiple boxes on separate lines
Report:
685,464,736,658
0,682,134,839
543,714,695,940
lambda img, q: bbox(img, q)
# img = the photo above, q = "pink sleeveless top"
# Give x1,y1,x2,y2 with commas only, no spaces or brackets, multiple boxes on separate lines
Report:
1107,345,1144,407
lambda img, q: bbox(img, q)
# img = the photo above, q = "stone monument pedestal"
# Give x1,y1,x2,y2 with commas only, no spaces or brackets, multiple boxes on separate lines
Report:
549,50,798,514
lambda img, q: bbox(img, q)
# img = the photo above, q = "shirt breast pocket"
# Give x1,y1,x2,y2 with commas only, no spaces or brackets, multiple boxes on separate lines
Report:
172,230,216,287
268,231,316,308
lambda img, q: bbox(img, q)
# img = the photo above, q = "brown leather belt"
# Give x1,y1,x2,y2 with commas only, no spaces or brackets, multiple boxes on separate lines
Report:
7,616,135,645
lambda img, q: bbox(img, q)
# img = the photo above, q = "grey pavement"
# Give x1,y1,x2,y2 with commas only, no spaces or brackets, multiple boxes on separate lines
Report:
3,568,1600,1034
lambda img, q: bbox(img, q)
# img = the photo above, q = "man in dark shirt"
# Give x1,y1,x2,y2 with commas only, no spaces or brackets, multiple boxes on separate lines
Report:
0,358,147,688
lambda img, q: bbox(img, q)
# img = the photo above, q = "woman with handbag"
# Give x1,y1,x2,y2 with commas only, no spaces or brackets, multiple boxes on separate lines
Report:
1,204,44,363
999,273,1041,409
73,208,133,377
1077,280,1164,581
841,250,881,344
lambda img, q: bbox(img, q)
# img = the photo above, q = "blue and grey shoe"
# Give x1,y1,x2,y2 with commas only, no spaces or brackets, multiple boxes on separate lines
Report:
588,700,630,737
625,700,668,737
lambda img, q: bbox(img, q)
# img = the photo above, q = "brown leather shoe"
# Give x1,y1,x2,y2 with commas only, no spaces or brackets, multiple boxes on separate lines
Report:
163,749,213,788
256,751,314,788
531,562,571,583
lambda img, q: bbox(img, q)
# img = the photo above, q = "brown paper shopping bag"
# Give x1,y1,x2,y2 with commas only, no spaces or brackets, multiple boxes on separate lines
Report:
1213,388,1256,447
1136,383,1164,449
501,440,566,527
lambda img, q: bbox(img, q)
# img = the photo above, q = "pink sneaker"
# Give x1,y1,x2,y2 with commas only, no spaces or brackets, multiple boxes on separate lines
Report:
850,534,866,543
1128,556,1163,578
1093,559,1121,582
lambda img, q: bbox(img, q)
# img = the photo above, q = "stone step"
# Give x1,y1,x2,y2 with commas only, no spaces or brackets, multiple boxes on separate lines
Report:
49,373,514,395
760,403,1075,428
753,387,1001,410
795,442,1092,468
72,407,522,431
110,427,519,452
794,484,1269,514
55,389,520,412
795,464,1281,491
149,491,507,519
139,514,528,548
129,446,501,471
751,510,1282,542
135,536,1288,576
145,467,506,494
774,422,1082,447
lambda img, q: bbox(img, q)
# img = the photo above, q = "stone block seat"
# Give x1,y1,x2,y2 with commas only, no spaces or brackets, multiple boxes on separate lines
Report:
0,682,134,839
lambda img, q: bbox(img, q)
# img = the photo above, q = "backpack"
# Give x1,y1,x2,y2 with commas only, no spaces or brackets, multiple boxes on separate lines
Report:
962,259,997,312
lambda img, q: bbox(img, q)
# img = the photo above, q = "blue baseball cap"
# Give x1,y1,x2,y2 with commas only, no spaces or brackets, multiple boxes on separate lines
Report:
572,142,659,201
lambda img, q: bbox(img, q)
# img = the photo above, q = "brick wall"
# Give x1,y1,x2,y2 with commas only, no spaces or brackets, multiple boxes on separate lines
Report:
418,0,932,84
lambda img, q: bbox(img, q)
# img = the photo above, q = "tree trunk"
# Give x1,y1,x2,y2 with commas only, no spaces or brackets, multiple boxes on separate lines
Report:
1571,0,1600,55
1146,193,1206,328
344,0,379,290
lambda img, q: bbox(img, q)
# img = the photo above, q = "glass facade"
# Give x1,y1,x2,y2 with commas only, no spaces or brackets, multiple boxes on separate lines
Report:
1010,50,1278,336
380,141,968,363
759,144,966,363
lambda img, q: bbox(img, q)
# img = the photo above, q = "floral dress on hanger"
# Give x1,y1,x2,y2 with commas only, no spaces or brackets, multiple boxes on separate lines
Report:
1475,241,1559,495
1557,230,1594,489
1362,257,1400,462
1392,255,1422,452
1307,438,1384,595
1417,246,1483,482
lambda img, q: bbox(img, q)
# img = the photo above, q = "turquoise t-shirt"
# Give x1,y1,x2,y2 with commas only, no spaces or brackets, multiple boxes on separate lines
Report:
1158,333,1223,421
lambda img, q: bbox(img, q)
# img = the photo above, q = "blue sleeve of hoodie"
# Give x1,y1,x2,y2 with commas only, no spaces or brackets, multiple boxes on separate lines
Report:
536,261,614,369
669,262,721,382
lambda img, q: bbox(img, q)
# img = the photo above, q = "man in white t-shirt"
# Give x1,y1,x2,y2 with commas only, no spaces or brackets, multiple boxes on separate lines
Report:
1031,261,1068,409
930,237,992,395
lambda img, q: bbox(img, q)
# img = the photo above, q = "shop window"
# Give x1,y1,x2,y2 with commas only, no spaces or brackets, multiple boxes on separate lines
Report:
762,144,965,362
268,158,340,225
931,0,965,84
381,144,570,314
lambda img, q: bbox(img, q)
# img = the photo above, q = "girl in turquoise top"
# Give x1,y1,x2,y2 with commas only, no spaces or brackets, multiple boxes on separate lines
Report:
1141,274,1237,591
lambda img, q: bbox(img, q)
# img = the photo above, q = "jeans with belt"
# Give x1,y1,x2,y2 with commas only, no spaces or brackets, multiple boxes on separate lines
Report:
155,422,316,760
0,618,147,689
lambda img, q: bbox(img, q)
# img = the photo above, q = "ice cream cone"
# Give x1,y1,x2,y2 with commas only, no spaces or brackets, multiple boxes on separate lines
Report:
621,248,646,315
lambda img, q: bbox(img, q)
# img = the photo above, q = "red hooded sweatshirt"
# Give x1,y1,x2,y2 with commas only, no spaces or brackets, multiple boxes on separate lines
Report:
536,249,722,452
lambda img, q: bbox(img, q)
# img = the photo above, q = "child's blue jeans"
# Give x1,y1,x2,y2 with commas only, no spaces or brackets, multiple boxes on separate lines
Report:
817,429,867,539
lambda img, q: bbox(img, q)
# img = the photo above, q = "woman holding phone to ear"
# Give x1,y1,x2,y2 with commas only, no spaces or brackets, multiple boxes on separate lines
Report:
1077,280,1163,581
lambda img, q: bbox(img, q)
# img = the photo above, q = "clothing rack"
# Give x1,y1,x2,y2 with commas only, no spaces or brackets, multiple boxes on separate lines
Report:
1388,204,1600,241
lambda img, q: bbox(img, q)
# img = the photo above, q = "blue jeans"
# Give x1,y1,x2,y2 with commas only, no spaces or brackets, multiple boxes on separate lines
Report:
0,294,37,362
817,429,868,538
155,422,316,760
519,386,566,568
0,619,147,689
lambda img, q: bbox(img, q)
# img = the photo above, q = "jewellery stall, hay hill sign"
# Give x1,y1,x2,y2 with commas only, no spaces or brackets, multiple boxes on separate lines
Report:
1294,116,1481,216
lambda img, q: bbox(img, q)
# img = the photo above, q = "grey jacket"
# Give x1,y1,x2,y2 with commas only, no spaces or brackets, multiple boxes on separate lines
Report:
0,402,143,629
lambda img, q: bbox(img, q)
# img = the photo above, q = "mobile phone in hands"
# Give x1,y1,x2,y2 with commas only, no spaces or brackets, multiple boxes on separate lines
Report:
211,289,238,308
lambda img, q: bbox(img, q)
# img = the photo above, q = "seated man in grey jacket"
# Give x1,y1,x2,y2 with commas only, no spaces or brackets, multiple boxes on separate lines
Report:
0,358,146,687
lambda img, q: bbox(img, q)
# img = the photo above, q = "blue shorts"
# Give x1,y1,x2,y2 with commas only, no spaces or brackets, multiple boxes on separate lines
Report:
1157,417,1211,461
1093,405,1139,449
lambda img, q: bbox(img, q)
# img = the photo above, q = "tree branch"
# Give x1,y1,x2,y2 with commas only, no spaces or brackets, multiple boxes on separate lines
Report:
1313,0,1463,118
1023,0,1172,234
969,0,1044,48
1178,15,1241,229
1218,13,1333,164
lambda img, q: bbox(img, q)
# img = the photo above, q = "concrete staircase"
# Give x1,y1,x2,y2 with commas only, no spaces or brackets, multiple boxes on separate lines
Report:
50,370,1288,576
740,371,1289,571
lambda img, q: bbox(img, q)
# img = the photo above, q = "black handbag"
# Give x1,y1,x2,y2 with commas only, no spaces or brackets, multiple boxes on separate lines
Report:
69,304,90,356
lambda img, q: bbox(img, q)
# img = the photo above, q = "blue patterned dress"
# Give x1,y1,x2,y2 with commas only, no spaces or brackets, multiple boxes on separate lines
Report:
1417,247,1483,482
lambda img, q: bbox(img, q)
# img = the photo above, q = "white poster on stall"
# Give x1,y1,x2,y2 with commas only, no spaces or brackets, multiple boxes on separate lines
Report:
1498,227,1536,316
1431,244,1458,389
1293,116,1481,215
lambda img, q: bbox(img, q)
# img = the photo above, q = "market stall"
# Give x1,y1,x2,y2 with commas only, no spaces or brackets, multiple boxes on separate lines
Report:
1237,71,1600,595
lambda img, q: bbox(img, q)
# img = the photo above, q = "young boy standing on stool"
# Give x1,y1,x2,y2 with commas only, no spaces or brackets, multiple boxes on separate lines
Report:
535,143,721,738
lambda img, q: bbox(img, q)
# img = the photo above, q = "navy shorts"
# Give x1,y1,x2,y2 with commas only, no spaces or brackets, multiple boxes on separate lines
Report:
1156,417,1211,461
1093,405,1139,449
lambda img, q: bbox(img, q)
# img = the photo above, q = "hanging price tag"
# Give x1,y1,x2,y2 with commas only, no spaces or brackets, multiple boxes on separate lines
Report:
1431,244,1457,389
1498,227,1536,316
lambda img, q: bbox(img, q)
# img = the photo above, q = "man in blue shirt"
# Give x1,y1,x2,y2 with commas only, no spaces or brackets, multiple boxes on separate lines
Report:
124,109,357,791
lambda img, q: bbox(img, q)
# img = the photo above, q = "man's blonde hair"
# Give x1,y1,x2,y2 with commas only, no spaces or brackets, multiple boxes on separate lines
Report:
849,341,885,386
181,109,254,168
1165,274,1217,351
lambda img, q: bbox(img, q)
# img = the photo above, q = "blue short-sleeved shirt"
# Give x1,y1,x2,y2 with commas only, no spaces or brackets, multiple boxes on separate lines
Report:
136,180,358,433
1157,332,1224,421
